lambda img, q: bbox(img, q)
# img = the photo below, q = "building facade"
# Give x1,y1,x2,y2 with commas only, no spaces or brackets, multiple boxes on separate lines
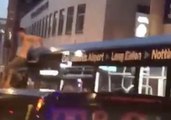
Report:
20,0,151,49
20,0,171,48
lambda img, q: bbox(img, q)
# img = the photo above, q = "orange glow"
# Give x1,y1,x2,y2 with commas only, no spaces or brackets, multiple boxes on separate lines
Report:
36,98,44,111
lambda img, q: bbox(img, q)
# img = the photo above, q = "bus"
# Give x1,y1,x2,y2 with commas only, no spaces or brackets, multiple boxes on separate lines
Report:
34,35,171,120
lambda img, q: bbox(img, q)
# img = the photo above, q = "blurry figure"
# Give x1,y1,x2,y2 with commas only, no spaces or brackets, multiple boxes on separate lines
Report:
1,27,43,88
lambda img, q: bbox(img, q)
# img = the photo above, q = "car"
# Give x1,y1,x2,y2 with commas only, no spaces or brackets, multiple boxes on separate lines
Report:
0,88,54,120
35,92,171,120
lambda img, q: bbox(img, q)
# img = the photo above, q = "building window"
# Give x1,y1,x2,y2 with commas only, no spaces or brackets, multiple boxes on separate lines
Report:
39,19,42,37
28,26,31,34
36,22,39,35
33,23,36,35
26,28,29,33
36,21,38,35
29,26,32,34
76,4,86,33
45,15,49,37
48,14,53,37
58,9,65,35
39,20,42,36
52,11,58,36
31,24,34,34
66,7,74,34
34,22,36,35
38,21,40,36
42,17,45,37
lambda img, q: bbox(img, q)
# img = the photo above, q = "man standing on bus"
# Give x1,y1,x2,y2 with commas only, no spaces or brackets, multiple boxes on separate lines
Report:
1,27,43,88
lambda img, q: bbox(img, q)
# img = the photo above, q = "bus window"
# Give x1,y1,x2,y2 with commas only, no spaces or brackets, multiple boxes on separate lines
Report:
59,66,95,92
139,67,167,97
97,66,135,93
48,13,53,37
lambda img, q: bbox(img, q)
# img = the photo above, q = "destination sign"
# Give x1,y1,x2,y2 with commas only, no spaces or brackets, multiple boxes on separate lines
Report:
151,48,171,60
62,47,171,65
62,50,143,63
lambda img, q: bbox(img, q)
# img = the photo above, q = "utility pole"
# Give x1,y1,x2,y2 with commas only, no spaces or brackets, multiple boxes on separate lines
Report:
5,0,19,62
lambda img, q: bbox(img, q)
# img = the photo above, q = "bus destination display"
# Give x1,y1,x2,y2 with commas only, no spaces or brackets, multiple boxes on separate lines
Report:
62,47,171,64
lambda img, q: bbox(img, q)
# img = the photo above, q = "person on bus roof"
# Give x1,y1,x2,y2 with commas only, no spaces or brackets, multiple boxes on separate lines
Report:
1,27,45,88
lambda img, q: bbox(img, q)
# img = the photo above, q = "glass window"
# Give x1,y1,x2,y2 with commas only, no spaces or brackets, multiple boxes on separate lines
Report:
37,21,39,35
138,67,167,97
39,20,42,36
29,26,32,34
45,15,49,37
35,22,38,35
33,23,36,35
76,4,86,33
98,66,135,93
48,14,53,37
36,21,38,35
58,9,65,35
26,28,29,33
42,17,45,37
31,24,34,34
52,11,58,36
66,7,74,34
39,19,43,37
59,66,95,92
34,22,36,35
27,27,30,34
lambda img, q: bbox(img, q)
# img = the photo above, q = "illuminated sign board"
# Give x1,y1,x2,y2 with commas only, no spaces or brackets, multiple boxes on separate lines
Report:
31,2,49,19
62,46,171,65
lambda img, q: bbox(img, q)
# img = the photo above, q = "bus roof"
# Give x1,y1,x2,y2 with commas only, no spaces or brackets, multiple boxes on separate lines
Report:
56,35,171,66
59,35,171,51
